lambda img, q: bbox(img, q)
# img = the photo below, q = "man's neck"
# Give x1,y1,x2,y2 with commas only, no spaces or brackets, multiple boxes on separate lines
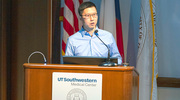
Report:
88,29,96,36
83,26,96,36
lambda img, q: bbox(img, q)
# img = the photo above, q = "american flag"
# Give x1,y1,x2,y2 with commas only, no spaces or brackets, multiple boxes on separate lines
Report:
62,0,88,55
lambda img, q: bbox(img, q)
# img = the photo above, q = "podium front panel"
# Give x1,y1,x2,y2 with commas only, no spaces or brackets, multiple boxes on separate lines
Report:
24,63,139,100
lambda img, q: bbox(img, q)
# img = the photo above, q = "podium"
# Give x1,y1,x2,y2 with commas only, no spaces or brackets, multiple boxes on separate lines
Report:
24,63,139,100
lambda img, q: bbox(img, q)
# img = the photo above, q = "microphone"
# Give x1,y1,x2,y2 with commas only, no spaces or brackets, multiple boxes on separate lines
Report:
28,51,47,65
94,30,117,67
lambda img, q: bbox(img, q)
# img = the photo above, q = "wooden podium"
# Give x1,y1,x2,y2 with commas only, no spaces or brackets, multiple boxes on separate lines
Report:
24,63,139,100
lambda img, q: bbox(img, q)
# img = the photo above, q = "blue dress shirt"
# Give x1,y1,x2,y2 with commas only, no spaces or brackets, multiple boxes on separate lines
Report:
65,27,122,64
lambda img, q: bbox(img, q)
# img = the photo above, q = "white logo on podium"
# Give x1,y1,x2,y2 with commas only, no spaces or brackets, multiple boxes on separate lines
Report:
52,72,102,100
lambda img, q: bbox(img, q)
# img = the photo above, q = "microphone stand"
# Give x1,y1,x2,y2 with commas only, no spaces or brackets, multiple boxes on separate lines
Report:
98,49,117,67
94,30,117,67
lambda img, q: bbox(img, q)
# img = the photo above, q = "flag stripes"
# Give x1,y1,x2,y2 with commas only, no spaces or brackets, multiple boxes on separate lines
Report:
115,0,124,60
99,0,124,60
62,0,83,54
65,0,79,32
63,18,74,36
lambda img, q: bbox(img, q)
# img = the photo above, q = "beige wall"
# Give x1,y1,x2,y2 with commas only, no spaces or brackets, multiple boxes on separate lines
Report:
11,0,49,99
158,87,180,100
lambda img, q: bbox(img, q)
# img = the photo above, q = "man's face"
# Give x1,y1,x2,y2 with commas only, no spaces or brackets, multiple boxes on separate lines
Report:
81,7,98,31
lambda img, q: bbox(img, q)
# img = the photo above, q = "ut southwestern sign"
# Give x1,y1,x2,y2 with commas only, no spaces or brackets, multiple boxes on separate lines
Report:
52,72,102,100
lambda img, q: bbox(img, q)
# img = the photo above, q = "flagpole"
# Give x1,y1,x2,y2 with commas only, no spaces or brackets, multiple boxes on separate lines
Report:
149,0,156,100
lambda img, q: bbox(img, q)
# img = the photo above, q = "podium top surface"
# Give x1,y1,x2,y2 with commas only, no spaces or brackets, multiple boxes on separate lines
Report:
23,63,137,72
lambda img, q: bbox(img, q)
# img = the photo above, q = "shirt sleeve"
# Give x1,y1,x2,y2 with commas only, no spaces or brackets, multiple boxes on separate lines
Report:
65,38,74,56
110,35,122,65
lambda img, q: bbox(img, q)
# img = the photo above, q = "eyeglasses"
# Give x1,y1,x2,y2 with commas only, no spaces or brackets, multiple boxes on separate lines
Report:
81,13,98,19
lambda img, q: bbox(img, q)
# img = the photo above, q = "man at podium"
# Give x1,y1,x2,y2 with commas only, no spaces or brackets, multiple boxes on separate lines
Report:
65,1,122,65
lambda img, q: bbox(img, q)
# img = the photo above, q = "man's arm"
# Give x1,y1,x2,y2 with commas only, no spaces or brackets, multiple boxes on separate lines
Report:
65,38,74,56
110,35,122,65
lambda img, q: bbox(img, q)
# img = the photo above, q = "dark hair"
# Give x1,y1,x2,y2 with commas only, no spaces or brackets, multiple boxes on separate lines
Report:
78,1,97,16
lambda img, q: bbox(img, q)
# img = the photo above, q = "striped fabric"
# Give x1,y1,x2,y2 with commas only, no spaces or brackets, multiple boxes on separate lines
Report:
62,0,84,55
99,0,124,61
115,0,124,61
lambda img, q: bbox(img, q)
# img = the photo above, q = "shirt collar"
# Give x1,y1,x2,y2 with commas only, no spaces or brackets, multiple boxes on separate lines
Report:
80,26,99,37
